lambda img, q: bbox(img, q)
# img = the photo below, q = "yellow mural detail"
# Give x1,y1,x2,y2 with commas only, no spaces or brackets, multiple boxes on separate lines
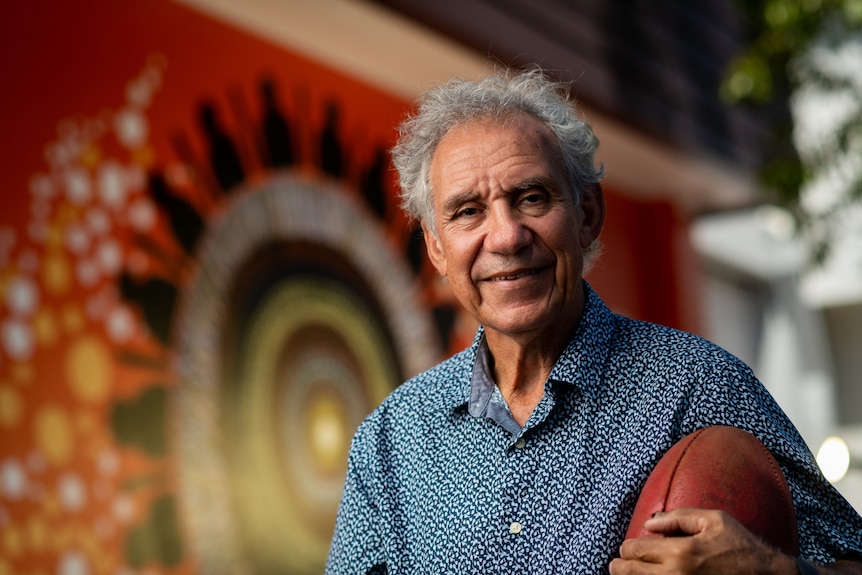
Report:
93,552,112,575
45,225,63,249
0,559,11,575
33,309,58,348
34,405,73,465
41,492,60,518
27,517,48,553
66,336,111,403
307,392,349,474
64,528,101,570
2,525,23,558
80,143,102,170
0,385,23,427
42,251,71,296
60,305,83,335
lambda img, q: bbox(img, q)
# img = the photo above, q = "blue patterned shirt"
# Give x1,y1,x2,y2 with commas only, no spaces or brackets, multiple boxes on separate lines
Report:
326,285,862,574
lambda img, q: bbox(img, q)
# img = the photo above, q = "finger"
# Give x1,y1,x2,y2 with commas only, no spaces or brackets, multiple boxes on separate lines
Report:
609,556,656,575
619,533,676,563
609,556,665,575
643,507,719,536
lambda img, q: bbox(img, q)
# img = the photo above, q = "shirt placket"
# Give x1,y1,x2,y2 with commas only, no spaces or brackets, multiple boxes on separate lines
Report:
497,428,540,573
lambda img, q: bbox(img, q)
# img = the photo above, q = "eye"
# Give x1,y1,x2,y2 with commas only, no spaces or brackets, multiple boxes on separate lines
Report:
517,187,550,211
522,191,546,204
453,204,481,219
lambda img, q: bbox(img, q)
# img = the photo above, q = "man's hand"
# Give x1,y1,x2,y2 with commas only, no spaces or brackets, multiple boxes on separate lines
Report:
609,508,799,574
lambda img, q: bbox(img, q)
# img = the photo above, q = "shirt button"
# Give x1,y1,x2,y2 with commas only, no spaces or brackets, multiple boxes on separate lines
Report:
514,438,526,449
509,521,523,535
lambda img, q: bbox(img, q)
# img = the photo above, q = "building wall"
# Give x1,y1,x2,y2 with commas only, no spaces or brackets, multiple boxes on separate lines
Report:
0,1,709,573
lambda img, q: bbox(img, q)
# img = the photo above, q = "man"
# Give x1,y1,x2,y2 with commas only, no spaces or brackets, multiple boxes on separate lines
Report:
326,67,862,574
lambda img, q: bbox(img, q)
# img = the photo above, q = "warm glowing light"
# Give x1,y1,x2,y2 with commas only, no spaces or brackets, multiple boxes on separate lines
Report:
816,436,850,483
307,394,348,474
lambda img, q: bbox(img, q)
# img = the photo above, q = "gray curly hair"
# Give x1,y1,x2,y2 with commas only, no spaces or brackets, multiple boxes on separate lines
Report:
392,66,604,229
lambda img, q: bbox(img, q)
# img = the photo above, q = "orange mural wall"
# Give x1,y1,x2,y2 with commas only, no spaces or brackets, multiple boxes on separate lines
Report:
0,2,436,573
0,1,701,574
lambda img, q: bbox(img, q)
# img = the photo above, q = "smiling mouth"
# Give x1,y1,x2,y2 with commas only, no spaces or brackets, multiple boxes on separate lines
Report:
487,268,543,281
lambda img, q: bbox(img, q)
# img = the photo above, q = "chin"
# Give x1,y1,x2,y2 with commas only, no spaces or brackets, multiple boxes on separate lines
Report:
483,308,558,338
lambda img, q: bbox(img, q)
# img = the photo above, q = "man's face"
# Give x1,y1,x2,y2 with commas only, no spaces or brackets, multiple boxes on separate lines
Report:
422,113,604,341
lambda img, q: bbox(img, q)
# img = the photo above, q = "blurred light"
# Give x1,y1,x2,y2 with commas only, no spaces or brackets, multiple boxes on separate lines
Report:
817,436,850,482
756,205,795,241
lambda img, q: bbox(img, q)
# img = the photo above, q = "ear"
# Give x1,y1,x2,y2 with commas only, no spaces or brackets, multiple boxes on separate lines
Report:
578,183,606,249
421,221,448,277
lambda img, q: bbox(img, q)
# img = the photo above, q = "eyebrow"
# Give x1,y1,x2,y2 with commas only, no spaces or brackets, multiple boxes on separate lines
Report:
440,175,562,215
442,190,481,215
512,176,557,193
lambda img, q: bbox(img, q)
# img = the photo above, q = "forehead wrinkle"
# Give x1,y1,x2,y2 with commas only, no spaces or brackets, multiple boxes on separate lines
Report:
431,113,568,214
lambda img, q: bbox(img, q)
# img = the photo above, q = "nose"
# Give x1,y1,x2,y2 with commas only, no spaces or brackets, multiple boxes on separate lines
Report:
484,206,532,254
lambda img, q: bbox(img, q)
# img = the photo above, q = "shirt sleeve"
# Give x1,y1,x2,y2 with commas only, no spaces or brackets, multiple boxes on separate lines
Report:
687,355,862,563
326,425,387,575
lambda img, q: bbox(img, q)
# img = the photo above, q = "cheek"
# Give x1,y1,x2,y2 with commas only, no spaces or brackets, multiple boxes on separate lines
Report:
443,234,480,273
551,229,585,280
448,248,477,284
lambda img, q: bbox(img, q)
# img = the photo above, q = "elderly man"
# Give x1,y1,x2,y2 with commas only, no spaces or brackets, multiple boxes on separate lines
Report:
325,67,862,574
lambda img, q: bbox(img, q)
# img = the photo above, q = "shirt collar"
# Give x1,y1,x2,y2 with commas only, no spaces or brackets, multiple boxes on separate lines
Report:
548,282,615,394
439,282,616,415
468,333,494,416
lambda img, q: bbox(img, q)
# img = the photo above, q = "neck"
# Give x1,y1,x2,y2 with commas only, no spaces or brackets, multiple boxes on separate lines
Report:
485,295,585,426
488,342,557,426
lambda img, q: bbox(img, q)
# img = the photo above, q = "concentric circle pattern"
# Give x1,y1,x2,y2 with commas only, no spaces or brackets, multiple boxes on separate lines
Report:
173,176,439,574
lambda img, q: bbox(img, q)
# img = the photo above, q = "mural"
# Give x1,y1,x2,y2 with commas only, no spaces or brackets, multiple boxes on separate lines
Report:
0,2,701,574
0,2,464,573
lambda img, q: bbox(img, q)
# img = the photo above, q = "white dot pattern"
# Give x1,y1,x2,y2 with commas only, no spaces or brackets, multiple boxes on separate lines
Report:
326,285,862,574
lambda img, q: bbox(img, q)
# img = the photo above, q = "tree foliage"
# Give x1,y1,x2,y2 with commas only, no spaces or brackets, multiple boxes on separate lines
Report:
723,0,862,264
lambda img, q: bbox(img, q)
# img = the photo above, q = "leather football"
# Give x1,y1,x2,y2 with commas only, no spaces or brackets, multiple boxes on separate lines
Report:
624,425,799,555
